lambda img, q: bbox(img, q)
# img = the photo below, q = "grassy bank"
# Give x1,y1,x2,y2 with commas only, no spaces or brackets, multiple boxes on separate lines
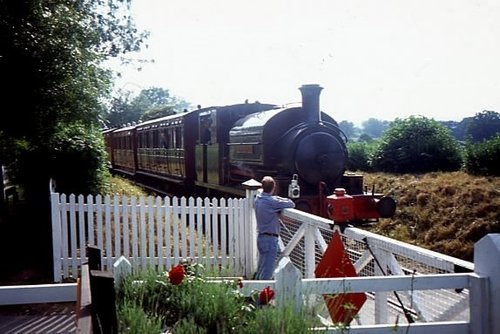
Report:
363,172,500,261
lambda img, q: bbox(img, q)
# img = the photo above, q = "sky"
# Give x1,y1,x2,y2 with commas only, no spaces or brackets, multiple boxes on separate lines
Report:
109,0,500,126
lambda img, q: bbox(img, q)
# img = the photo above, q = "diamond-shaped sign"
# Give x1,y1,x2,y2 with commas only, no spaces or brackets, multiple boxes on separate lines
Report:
315,231,366,324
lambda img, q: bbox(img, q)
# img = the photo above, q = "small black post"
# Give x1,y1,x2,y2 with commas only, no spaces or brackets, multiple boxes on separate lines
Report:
90,270,118,334
87,245,102,271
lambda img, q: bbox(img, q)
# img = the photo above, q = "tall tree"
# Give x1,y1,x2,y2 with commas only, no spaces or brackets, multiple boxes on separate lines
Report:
465,110,500,143
361,118,390,138
0,0,147,276
105,87,191,127
338,120,357,139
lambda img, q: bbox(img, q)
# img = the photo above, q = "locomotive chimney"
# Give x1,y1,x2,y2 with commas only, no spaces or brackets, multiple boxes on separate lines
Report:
299,84,323,123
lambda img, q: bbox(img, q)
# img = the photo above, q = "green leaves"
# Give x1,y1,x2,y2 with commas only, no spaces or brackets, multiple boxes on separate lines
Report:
371,116,462,173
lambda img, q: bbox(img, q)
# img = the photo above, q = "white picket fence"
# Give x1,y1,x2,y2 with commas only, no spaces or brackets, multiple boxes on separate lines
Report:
50,192,253,282
48,185,500,333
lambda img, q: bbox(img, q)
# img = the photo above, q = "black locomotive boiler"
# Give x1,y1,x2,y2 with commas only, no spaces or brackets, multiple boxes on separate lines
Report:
104,84,395,223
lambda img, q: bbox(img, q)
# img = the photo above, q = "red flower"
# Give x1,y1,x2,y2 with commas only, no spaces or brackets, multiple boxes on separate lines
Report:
237,278,243,289
168,265,185,285
259,286,275,305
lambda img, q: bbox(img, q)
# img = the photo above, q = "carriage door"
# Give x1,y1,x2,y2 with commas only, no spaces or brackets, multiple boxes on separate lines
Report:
196,109,219,184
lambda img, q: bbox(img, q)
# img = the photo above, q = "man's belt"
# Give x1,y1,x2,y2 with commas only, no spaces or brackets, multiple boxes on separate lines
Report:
260,232,279,237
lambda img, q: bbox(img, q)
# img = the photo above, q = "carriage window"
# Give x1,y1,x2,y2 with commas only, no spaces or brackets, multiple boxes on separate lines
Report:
153,129,159,147
199,110,216,144
175,126,182,148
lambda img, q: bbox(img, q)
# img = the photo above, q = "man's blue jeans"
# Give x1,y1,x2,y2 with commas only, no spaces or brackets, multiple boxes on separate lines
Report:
256,235,279,280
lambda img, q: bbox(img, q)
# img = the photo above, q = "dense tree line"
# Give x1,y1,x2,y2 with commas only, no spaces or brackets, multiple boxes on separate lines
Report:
339,110,500,143
345,112,500,176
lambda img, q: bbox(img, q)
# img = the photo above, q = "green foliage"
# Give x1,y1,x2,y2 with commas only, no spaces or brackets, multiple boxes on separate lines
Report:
358,133,374,142
346,141,377,172
117,265,251,332
465,110,500,143
0,0,148,200
241,306,315,334
371,116,462,173
50,123,110,195
106,92,143,128
117,303,164,334
140,105,178,122
101,175,149,196
361,118,391,139
338,120,357,139
464,135,500,176
117,263,318,333
106,88,191,127
440,119,472,141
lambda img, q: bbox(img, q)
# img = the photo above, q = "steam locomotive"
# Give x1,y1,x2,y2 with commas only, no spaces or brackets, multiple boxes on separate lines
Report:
103,84,395,223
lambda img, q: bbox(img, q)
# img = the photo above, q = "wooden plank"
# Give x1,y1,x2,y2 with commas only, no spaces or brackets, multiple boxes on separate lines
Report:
139,196,146,269
69,194,78,278
113,195,121,263
104,195,112,270
0,284,77,305
155,196,163,271
131,196,138,265
180,197,188,260
90,270,117,334
316,321,469,334
51,192,63,282
76,264,92,334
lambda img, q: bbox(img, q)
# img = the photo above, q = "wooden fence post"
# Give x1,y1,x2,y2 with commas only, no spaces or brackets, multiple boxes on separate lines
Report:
76,264,93,334
113,255,132,288
90,270,118,334
274,257,302,312
87,245,103,271
242,179,261,279
472,233,500,334
51,192,62,283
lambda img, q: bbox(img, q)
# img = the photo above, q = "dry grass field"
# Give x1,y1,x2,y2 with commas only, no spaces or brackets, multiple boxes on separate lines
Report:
363,172,500,261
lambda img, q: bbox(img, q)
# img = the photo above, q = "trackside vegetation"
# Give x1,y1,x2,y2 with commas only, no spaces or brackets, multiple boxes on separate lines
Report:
116,263,318,333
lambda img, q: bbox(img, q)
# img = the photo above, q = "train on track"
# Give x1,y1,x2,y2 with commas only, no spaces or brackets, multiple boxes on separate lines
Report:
103,84,395,224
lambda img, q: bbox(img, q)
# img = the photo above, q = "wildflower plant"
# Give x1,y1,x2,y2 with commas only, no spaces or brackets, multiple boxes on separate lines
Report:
116,258,317,333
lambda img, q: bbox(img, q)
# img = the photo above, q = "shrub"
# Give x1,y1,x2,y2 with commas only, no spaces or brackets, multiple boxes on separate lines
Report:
371,116,462,173
346,141,377,171
50,123,109,195
464,135,500,176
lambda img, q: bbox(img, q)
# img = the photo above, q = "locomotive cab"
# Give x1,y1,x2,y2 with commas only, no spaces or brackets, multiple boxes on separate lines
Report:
194,102,276,194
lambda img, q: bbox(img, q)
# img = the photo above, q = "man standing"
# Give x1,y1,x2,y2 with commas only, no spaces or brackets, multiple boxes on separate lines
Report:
254,176,295,280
